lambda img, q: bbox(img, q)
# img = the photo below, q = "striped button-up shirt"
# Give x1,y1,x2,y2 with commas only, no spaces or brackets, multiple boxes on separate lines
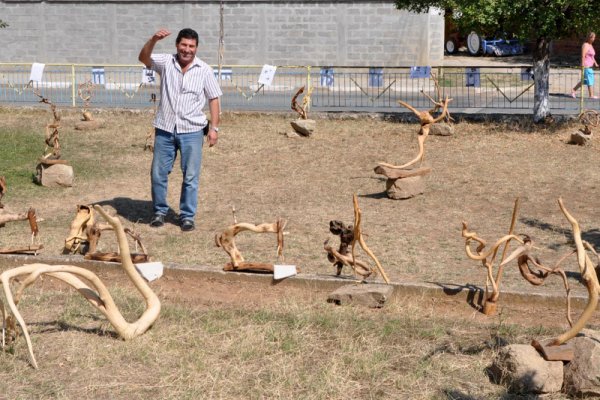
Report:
151,54,223,133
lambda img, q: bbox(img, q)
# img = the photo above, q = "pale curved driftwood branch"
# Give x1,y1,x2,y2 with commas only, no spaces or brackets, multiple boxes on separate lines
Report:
215,218,287,269
377,97,452,170
550,199,600,346
0,205,161,368
351,194,390,284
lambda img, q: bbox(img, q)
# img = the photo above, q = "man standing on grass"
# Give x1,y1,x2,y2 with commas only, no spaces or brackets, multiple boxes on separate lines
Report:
139,28,222,232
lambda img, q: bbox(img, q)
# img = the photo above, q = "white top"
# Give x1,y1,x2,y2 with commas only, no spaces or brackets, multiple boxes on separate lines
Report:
151,53,222,133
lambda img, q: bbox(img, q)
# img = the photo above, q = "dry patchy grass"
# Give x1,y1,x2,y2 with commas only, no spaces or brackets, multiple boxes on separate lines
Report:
1,107,599,297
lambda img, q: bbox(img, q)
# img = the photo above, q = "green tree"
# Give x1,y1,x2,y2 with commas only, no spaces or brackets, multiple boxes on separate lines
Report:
394,0,599,122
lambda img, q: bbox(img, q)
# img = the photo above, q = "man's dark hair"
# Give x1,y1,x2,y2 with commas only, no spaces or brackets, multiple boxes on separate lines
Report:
176,28,199,46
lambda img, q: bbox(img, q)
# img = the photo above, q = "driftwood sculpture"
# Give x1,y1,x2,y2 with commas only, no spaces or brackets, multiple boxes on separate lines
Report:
32,90,73,187
374,94,452,199
569,109,599,145
215,218,287,273
74,80,103,131
63,204,148,263
0,178,42,255
144,93,158,151
324,195,390,283
0,205,161,369
462,198,572,318
0,208,42,255
79,80,94,122
290,86,315,137
462,198,600,354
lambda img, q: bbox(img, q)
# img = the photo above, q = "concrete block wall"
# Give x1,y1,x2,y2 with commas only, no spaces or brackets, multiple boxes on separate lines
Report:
0,0,444,66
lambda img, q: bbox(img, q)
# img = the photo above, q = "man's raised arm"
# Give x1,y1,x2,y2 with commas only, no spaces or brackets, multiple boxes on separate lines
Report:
138,29,171,67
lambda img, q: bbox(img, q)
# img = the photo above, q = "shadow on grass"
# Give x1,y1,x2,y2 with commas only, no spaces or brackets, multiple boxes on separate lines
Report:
519,216,600,250
95,197,177,226
29,317,119,339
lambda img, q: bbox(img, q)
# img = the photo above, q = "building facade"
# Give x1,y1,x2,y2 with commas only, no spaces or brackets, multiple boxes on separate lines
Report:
0,0,444,66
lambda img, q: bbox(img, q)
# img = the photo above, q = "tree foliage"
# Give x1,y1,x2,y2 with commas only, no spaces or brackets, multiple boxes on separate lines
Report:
394,0,599,41
0,20,8,29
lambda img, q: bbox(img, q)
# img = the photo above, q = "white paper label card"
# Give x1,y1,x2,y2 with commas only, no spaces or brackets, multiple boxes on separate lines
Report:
134,261,164,282
465,67,481,87
142,68,156,84
30,63,45,82
409,66,431,79
258,64,277,86
273,264,297,280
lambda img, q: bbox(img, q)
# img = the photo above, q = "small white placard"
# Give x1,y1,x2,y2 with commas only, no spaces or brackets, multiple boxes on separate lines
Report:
258,64,277,86
135,261,164,282
30,63,45,82
409,66,431,79
142,68,156,84
273,264,297,280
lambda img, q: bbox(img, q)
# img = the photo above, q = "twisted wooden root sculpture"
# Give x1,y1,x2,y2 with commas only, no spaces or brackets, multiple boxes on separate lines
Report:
324,195,390,283
215,218,286,272
0,205,161,369
378,96,451,170
64,204,148,262
462,198,598,345
32,89,62,163
548,198,600,346
291,86,313,120
78,80,94,121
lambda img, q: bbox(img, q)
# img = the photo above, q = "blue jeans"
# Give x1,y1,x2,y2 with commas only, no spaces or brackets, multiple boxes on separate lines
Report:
151,127,203,221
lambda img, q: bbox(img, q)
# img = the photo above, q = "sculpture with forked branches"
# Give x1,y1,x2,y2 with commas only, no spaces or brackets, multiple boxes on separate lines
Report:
462,198,600,349
0,205,161,369
374,89,452,199
324,195,390,283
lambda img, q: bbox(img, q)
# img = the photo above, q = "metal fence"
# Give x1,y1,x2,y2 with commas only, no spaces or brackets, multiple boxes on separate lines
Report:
0,63,597,114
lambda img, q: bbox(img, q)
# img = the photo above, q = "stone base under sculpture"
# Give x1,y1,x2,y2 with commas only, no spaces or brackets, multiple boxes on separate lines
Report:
374,165,431,200
290,118,316,137
36,163,74,187
74,119,105,131
327,284,395,308
385,176,426,199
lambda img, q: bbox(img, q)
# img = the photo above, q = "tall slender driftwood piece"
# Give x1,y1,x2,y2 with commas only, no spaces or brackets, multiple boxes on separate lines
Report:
0,205,161,369
74,80,104,131
32,89,73,187
374,94,452,199
324,195,390,283
215,218,287,272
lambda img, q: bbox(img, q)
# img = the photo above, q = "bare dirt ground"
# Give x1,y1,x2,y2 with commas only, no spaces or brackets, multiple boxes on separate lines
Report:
2,104,600,398
2,107,600,300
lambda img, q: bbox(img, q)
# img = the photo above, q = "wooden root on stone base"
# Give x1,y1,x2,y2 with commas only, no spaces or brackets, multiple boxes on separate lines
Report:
374,165,431,200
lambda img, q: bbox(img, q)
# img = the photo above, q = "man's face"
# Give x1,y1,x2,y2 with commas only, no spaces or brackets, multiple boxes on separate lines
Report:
176,37,197,66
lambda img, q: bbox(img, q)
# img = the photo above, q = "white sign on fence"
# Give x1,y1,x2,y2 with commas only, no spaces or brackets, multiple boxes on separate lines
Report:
258,64,277,86
29,63,45,82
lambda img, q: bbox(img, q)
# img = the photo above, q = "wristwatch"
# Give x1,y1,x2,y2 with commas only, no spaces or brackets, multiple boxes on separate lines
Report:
210,126,219,132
